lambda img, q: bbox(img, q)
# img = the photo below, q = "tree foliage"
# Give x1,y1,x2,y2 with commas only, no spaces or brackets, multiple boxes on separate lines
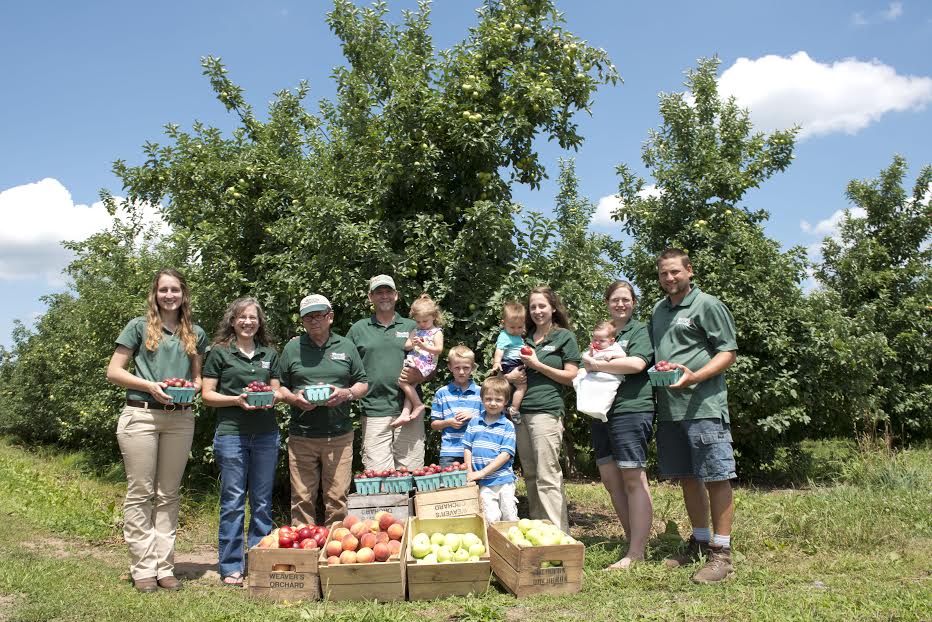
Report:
815,157,932,439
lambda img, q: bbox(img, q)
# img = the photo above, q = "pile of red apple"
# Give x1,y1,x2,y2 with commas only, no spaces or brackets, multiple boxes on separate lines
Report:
325,512,405,565
162,377,195,388
413,462,468,476
653,360,677,372
256,523,329,550
355,467,411,479
244,381,273,392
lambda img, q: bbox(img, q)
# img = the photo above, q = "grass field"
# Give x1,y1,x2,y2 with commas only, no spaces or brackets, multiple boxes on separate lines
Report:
0,438,929,621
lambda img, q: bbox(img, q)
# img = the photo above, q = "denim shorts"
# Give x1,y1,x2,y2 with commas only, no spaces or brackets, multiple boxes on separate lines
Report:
589,411,654,469
501,359,523,375
656,418,737,482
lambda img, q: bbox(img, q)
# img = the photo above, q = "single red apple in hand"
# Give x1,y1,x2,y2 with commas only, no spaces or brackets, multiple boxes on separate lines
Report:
520,346,532,356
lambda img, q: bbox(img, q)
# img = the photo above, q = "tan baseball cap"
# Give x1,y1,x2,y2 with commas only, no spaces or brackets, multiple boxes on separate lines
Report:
368,274,396,292
299,294,332,317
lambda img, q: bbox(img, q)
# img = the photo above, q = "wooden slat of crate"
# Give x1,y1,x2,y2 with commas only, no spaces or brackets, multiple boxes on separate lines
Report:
247,547,320,600
487,520,585,598
414,482,481,518
346,492,414,521
317,520,407,602
405,515,492,600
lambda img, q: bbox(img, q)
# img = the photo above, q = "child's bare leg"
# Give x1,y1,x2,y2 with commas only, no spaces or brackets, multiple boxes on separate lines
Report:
392,382,420,428
511,383,526,412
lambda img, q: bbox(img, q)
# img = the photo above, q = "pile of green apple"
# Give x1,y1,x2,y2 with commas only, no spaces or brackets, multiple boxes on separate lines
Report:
505,519,578,568
410,531,486,564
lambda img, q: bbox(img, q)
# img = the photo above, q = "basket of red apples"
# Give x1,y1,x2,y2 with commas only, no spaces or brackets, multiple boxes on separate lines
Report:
412,464,445,491
440,461,470,488
255,522,329,553
243,381,275,407
353,469,384,495
162,378,195,404
381,468,415,493
647,360,683,386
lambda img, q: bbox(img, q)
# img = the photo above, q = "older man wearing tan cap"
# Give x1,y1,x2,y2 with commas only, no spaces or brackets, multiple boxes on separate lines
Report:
347,275,427,471
276,293,368,526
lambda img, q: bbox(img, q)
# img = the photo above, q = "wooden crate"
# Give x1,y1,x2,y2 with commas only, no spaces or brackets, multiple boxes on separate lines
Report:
317,520,407,602
346,492,414,521
487,520,585,598
405,514,491,600
247,547,320,601
414,482,481,519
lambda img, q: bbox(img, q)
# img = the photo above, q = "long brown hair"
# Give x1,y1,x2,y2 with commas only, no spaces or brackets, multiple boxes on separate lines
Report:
525,286,573,333
212,297,275,347
144,269,197,356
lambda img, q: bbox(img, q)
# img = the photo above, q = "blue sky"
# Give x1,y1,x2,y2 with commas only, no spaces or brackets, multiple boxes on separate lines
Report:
1,1,930,347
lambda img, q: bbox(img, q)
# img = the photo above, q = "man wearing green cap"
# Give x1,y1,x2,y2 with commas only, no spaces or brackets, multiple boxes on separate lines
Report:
277,294,368,526
347,275,425,471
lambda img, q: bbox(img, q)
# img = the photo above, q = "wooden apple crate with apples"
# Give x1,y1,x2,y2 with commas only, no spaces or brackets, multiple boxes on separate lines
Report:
346,492,415,521
414,482,481,519
247,547,320,601
405,515,491,600
317,519,407,602
487,520,585,598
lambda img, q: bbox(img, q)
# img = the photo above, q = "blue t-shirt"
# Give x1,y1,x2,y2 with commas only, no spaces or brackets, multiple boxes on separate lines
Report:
496,330,524,362
463,414,517,487
430,381,483,457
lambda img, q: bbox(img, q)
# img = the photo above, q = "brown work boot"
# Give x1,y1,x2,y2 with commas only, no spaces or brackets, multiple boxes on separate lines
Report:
133,577,158,593
663,535,707,568
691,545,734,583
157,575,183,591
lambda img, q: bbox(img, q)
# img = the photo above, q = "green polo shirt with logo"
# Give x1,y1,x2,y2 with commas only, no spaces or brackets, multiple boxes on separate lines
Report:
116,317,208,402
521,328,581,417
277,332,367,438
346,313,416,418
610,319,655,415
202,342,280,436
649,286,738,422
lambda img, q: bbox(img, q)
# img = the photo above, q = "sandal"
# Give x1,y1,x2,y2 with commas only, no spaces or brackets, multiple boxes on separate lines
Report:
221,573,243,587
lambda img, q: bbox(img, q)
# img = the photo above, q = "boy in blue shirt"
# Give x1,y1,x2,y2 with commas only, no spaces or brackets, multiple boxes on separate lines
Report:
430,345,483,467
463,375,518,523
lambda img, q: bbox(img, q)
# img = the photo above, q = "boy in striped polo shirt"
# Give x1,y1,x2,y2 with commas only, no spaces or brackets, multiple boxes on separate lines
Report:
463,375,518,523
430,345,483,467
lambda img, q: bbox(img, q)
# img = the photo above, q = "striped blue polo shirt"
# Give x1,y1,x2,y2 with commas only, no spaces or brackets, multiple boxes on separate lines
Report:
430,381,483,457
462,414,516,487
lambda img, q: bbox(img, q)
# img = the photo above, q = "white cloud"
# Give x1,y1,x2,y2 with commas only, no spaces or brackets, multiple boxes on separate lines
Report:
0,178,167,283
800,207,867,237
718,51,932,139
593,185,660,226
881,2,903,21
851,11,869,26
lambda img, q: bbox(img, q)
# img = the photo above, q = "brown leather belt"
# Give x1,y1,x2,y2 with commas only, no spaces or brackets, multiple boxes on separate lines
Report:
126,399,191,411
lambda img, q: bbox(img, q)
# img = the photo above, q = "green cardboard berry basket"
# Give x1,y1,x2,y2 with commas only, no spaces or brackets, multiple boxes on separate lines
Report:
414,472,443,492
245,391,274,407
382,475,414,493
647,365,683,387
354,477,383,495
440,471,468,489
165,386,195,404
303,385,332,404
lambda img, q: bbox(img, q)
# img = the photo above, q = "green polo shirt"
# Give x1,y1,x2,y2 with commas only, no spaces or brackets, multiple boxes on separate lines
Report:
277,332,367,438
649,286,738,422
610,319,655,415
346,313,416,418
202,342,280,436
520,328,581,417
116,317,208,402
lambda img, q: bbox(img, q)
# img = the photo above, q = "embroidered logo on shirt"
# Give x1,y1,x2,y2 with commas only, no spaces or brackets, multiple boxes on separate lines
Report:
395,331,408,338
675,317,695,328
542,345,556,352
260,361,272,369
619,340,629,348
330,352,347,361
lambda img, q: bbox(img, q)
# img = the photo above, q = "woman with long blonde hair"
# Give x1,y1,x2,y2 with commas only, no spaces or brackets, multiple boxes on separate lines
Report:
106,269,208,592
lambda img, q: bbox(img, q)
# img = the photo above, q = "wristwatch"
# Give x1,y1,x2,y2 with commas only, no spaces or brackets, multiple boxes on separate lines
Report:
345,388,355,401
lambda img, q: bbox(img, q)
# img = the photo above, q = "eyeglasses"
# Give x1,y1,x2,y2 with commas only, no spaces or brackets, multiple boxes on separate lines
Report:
303,312,331,322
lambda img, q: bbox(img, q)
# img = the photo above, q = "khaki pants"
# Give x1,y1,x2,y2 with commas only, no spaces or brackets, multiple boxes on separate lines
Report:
515,412,570,533
360,414,425,471
116,405,194,581
288,432,354,526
